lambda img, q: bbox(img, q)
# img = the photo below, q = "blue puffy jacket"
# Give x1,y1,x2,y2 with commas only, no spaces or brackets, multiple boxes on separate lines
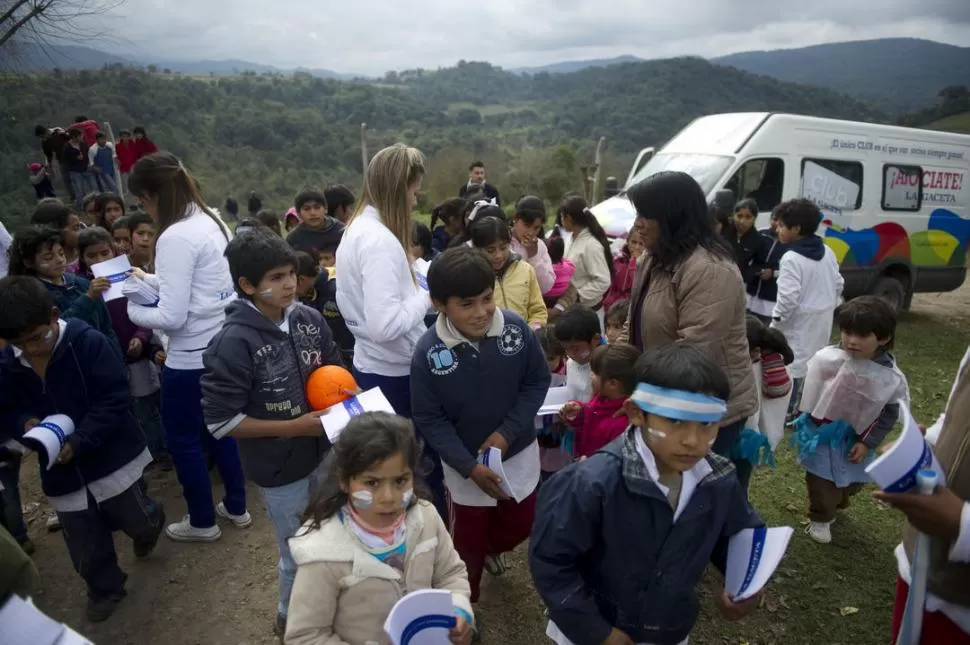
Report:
530,428,763,645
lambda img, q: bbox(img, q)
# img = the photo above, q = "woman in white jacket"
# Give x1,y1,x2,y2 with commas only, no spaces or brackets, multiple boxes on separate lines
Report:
335,144,449,517
127,152,250,543
553,195,613,327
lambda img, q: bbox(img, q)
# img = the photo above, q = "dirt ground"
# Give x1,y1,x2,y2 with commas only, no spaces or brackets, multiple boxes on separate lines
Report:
17,279,970,644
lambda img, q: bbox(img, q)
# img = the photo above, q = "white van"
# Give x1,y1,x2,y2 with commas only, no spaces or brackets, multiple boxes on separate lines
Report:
591,112,970,310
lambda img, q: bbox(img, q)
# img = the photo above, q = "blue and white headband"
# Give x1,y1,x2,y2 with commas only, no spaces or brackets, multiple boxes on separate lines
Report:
631,383,727,424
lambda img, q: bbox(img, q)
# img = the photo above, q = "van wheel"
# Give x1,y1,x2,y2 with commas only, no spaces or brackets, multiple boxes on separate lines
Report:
872,276,907,313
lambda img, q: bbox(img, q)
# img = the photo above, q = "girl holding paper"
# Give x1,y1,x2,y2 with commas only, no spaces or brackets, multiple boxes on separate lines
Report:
126,152,249,544
794,296,909,545
286,412,473,645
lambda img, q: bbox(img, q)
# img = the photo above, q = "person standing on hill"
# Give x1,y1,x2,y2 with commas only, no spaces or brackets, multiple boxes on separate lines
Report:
116,130,138,190
248,191,262,217
62,128,98,211
458,161,501,206
131,127,158,164
88,132,118,193
70,116,100,147
34,125,72,200
224,197,239,222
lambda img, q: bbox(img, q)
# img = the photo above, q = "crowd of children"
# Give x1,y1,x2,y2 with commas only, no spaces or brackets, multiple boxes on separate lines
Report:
1,140,967,645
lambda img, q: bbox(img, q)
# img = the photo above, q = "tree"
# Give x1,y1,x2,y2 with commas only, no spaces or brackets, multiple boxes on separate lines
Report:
147,63,157,73
0,0,122,51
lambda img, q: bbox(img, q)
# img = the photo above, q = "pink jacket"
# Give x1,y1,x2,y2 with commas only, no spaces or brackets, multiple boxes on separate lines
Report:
603,253,636,312
566,395,628,458
511,237,555,295
545,259,575,304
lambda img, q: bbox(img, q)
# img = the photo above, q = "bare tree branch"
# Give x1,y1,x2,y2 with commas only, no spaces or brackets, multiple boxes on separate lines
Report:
0,0,123,58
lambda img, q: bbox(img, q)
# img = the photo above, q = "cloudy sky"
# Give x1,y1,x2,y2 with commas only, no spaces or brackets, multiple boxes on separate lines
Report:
96,0,970,75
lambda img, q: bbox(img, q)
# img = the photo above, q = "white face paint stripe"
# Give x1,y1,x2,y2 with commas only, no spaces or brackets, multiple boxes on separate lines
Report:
350,490,373,509
646,428,667,439
258,288,274,298
401,489,413,508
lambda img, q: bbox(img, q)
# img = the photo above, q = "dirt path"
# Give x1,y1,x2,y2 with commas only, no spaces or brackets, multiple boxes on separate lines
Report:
16,281,970,644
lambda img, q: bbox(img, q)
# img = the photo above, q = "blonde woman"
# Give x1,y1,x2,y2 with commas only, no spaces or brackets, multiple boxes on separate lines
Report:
336,144,448,518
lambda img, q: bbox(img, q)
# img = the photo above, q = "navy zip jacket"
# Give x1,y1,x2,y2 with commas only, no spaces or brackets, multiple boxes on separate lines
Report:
411,309,550,478
746,229,787,303
530,429,763,645
729,226,769,284
201,300,342,488
0,320,147,498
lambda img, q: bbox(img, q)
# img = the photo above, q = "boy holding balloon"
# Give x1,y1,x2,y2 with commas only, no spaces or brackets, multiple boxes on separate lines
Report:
201,231,344,637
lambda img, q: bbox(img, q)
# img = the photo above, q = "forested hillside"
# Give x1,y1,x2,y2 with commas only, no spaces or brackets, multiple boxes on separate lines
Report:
1,57,885,224
714,38,970,116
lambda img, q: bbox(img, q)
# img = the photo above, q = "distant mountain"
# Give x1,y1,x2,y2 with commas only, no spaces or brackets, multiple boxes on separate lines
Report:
0,43,132,71
0,43,356,79
713,38,970,115
512,55,644,75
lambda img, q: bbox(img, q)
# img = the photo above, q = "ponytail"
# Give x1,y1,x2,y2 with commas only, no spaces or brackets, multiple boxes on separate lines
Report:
746,315,794,365
559,195,614,277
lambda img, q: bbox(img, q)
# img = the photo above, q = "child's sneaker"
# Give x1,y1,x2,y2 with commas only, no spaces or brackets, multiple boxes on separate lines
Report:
806,521,832,544
165,515,221,542
484,553,508,576
216,502,253,529
45,512,61,532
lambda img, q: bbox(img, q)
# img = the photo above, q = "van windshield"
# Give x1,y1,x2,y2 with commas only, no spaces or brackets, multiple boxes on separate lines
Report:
625,153,734,194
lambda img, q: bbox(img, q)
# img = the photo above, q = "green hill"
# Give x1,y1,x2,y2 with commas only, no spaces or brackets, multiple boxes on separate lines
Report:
926,111,970,134
1,59,886,227
714,38,970,116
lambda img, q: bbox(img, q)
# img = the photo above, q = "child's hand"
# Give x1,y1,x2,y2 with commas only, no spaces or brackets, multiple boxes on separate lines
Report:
480,432,509,456
848,442,870,464
24,417,40,433
292,411,327,437
127,338,143,359
559,401,582,421
55,443,74,465
601,628,636,645
759,268,773,280
87,277,111,299
873,486,963,541
154,351,166,366
130,266,147,280
470,464,509,501
449,616,472,645
715,590,762,621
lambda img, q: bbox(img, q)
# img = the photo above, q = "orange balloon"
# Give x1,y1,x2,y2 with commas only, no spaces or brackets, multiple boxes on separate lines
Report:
306,365,358,411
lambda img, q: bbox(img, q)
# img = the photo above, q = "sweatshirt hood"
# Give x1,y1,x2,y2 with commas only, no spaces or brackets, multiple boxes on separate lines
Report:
788,235,825,261
496,252,522,279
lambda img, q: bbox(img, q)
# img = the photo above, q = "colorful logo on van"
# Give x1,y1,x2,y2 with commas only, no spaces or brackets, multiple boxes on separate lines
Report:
823,208,970,267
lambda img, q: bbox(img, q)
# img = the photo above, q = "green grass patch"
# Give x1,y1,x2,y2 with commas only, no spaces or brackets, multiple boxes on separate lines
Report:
927,111,970,134
476,307,970,644
445,101,541,116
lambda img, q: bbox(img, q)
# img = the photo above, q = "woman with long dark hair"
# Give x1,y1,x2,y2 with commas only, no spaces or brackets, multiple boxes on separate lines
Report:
620,171,758,490
127,152,249,542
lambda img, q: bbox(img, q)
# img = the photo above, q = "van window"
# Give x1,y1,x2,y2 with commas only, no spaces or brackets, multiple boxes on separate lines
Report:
723,158,784,212
801,159,864,213
882,164,922,211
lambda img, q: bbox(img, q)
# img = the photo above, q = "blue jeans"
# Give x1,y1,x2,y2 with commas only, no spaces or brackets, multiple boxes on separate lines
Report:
161,367,247,528
68,171,98,210
98,172,117,192
352,368,449,525
259,458,330,618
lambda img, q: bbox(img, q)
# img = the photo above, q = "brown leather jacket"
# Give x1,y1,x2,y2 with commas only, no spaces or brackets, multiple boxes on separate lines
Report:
619,248,758,426
903,357,970,606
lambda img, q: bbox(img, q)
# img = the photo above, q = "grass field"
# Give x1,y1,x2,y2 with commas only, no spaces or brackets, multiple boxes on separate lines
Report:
927,111,970,134
478,303,970,645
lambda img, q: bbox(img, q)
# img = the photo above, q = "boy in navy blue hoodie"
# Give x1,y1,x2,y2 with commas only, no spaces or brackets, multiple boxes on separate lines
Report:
530,344,763,645
0,276,164,623
201,231,342,637
411,246,550,603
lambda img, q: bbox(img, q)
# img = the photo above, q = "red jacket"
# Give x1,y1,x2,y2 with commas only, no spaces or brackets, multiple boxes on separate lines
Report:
116,140,138,173
71,120,100,147
566,395,628,458
133,137,158,162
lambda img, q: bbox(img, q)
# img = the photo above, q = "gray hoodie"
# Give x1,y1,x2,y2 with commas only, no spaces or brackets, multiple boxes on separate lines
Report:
201,300,342,488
